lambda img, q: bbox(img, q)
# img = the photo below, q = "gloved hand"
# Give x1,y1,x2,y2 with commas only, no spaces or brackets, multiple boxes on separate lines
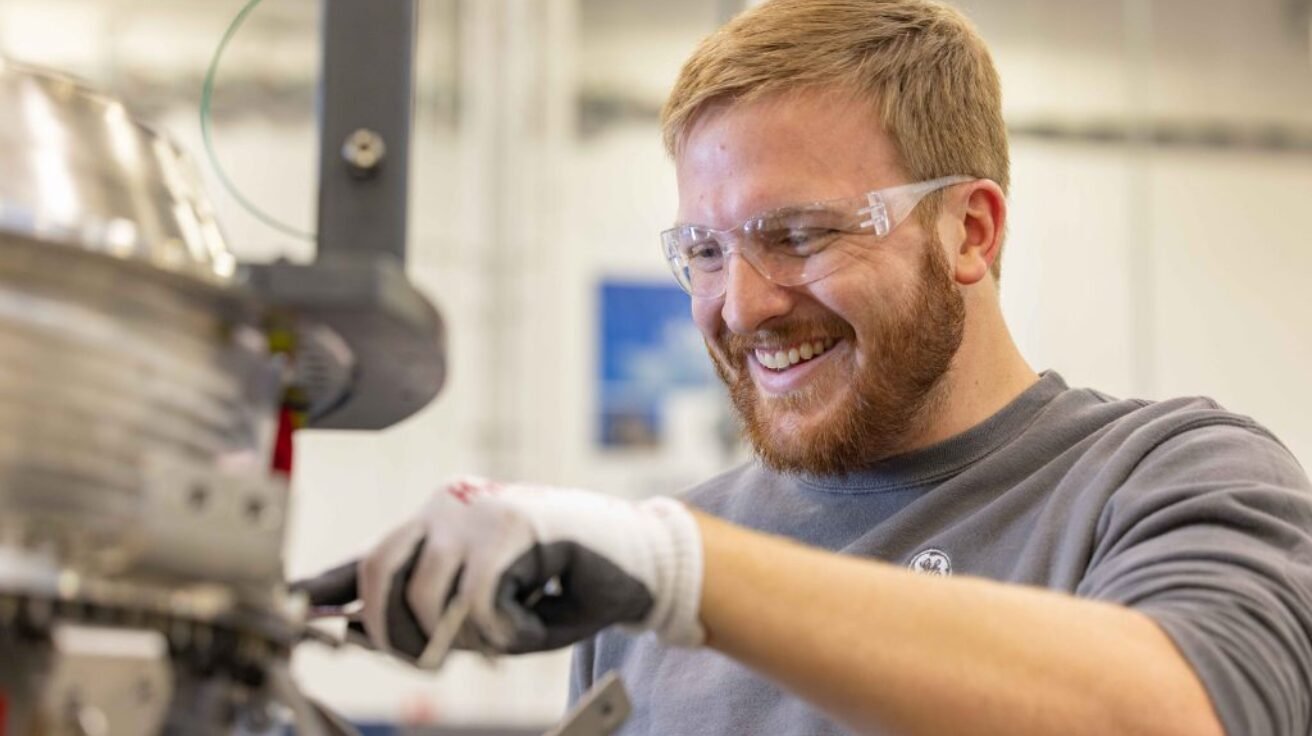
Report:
305,477,705,667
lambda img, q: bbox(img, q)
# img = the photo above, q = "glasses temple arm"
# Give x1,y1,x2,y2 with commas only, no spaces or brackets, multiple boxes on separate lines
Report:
865,175,974,234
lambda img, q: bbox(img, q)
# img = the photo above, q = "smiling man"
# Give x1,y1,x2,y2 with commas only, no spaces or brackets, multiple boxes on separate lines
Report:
315,1,1312,734
676,91,1011,477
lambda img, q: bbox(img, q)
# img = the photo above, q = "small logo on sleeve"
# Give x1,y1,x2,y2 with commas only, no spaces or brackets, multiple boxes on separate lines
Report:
908,549,952,576
445,478,502,505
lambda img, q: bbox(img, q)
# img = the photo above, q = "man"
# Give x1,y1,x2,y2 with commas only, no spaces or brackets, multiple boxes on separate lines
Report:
304,1,1312,733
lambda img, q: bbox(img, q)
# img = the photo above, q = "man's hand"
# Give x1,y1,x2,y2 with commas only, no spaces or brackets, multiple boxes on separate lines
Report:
338,478,703,665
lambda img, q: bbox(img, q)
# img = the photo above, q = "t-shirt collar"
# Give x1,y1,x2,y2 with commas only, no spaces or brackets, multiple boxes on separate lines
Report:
791,371,1069,493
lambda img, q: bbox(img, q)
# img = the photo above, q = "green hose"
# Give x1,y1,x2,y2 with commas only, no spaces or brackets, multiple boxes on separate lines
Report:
200,0,315,241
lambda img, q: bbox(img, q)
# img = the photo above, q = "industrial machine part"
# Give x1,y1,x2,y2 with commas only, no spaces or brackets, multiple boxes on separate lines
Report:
0,56,330,735
245,0,445,432
545,673,631,736
0,0,628,733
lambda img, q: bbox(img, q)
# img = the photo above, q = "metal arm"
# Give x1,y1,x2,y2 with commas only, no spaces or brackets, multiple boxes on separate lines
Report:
245,0,445,430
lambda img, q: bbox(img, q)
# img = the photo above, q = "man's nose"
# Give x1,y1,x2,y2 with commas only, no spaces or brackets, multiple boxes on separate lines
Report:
721,252,795,334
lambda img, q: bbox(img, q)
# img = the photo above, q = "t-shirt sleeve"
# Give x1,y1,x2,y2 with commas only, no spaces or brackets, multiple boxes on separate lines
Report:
1078,420,1312,736
567,637,598,707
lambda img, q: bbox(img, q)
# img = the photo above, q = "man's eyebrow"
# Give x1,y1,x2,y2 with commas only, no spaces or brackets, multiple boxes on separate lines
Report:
671,200,848,230
755,202,851,221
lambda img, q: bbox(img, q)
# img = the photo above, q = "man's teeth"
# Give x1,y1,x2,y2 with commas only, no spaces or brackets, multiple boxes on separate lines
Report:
756,339,836,371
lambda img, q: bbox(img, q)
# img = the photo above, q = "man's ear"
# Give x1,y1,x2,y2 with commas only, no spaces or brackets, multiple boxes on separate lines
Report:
950,179,1007,286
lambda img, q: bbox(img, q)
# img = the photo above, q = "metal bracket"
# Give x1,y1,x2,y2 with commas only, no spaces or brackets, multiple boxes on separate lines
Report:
245,255,445,430
544,672,631,736
244,0,446,430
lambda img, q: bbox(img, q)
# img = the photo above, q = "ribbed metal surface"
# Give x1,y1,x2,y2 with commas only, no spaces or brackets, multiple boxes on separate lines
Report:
0,58,288,584
0,235,278,575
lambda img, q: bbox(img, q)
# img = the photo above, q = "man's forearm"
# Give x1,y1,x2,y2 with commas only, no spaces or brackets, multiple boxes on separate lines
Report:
693,510,1224,736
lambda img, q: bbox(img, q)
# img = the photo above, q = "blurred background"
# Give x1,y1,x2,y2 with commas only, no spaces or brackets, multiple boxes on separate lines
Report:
2,0,1309,731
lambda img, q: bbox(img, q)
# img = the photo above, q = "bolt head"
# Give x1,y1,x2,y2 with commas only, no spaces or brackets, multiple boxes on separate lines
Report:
342,128,386,176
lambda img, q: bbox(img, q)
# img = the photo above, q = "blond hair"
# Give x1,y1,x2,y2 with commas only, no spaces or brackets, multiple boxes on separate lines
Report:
662,0,1009,278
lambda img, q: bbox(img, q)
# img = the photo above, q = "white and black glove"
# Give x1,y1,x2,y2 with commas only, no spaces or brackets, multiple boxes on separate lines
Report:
295,478,704,666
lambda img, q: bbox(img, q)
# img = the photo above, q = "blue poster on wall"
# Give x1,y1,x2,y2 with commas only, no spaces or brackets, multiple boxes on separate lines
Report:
598,279,716,448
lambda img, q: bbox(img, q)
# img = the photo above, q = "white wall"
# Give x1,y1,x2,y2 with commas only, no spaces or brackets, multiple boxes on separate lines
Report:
1146,150,1312,465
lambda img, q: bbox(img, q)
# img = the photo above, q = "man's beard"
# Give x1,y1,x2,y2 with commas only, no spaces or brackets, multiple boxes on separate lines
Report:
709,239,966,476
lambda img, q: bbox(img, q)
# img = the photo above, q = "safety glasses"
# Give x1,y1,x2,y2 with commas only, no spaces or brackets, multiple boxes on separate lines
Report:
660,175,973,298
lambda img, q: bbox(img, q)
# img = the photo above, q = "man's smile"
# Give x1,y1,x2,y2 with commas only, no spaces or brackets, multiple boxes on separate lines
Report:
747,338,848,396
752,337,839,371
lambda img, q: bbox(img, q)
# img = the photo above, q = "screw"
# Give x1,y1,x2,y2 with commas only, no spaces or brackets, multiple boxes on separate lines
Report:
188,483,209,510
342,128,386,178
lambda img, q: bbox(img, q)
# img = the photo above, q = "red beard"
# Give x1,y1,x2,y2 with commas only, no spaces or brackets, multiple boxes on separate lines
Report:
709,240,965,475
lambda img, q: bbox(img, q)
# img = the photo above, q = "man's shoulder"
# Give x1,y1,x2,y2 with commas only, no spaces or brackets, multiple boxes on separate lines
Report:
1042,381,1306,497
978,376,1306,509
1106,393,1305,488
1070,387,1287,458
1041,377,1286,459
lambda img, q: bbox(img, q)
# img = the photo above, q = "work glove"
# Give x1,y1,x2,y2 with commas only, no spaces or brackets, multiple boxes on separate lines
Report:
297,477,704,667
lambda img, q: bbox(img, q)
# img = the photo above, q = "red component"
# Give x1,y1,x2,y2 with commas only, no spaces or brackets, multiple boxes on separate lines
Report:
271,403,300,477
266,323,305,479
1,690,9,736
271,381,308,478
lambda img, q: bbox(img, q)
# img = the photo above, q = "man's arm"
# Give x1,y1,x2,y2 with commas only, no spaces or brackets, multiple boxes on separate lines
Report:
694,510,1224,736
340,432,1312,733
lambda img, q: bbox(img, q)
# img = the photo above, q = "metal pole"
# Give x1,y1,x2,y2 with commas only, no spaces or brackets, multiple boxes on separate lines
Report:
316,0,416,263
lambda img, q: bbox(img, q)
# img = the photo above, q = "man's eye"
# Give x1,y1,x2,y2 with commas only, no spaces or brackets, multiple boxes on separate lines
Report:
686,242,724,265
774,228,837,255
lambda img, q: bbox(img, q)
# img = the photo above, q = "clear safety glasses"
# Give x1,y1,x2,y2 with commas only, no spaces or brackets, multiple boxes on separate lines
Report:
660,175,973,298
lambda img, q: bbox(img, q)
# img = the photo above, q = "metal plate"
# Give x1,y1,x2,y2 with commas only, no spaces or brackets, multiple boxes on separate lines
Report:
0,59,235,286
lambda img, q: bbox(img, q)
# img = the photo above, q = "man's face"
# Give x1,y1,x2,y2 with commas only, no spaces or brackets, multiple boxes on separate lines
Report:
675,91,965,475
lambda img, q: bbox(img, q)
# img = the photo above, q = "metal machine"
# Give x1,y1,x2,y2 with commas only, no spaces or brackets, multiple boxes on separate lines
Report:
0,1,626,733
0,53,349,734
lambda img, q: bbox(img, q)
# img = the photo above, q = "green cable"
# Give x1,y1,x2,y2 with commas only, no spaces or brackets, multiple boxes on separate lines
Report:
200,0,316,241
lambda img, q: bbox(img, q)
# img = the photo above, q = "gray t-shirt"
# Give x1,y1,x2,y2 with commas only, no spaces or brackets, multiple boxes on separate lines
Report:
569,372,1312,735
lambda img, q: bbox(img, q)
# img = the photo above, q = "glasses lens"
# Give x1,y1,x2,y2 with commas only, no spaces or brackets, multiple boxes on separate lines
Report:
664,227,728,296
661,205,869,297
743,208,855,286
